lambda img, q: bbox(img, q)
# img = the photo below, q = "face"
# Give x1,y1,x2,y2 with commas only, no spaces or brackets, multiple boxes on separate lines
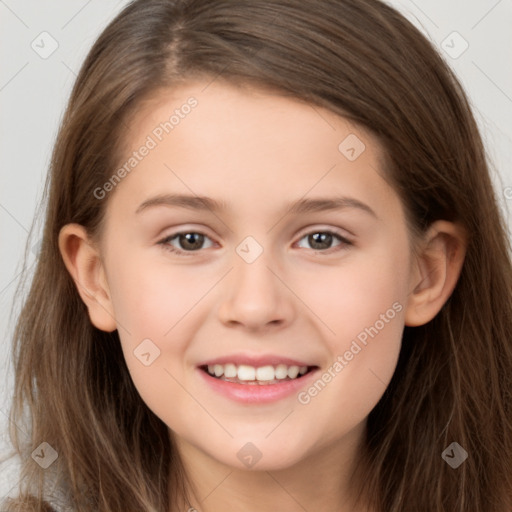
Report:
96,80,414,471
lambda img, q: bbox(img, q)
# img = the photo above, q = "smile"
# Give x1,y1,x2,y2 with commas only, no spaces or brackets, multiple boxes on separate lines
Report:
197,357,319,403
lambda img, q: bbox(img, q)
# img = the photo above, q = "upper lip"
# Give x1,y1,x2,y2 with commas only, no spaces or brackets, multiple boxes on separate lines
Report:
198,353,316,368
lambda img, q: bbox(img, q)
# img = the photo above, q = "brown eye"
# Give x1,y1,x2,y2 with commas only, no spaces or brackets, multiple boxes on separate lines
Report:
175,232,205,251
159,231,215,255
296,230,352,252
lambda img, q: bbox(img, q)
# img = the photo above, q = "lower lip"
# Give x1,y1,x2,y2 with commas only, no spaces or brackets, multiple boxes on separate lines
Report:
197,368,318,404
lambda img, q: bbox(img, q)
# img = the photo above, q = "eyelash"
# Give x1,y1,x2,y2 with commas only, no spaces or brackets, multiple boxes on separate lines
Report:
157,228,353,256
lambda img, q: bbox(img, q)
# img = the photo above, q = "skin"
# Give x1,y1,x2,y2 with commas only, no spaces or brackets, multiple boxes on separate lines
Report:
59,79,466,512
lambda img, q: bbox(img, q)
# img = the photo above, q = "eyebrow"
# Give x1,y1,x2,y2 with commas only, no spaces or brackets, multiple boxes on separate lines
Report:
135,193,377,218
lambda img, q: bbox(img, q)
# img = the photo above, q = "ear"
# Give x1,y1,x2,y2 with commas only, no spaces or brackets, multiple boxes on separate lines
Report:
404,220,467,327
58,223,117,332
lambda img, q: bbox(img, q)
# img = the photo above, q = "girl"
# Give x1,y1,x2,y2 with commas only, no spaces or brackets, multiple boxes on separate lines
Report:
5,0,512,510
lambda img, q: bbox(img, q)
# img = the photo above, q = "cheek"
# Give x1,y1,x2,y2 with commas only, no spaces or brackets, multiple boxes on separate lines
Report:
107,252,209,340
105,250,218,397
294,239,409,347
293,244,408,433
106,256,202,430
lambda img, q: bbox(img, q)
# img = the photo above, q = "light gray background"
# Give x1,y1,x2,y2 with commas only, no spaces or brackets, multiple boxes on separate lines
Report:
1,0,511,499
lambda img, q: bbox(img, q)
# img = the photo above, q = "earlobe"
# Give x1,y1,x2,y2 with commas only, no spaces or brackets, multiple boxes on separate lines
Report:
404,220,467,327
58,224,117,332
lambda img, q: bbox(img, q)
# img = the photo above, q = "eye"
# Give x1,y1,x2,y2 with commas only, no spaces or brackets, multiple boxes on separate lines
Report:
158,231,215,255
295,230,352,253
158,228,352,257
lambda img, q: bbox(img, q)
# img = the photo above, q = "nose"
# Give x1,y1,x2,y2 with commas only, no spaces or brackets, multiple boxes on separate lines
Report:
217,248,296,332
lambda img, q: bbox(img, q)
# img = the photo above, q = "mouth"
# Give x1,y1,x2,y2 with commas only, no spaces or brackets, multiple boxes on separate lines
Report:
197,359,319,403
200,363,316,385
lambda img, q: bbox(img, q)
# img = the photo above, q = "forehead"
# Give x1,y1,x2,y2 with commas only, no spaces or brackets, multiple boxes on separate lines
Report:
107,79,402,224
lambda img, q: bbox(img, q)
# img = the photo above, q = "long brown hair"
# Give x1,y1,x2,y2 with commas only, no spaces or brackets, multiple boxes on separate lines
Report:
5,0,512,510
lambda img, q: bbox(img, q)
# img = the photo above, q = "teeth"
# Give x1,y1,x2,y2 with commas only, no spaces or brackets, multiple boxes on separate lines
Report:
256,365,275,380
224,363,237,378
237,365,256,381
287,365,300,379
275,364,288,379
205,363,310,382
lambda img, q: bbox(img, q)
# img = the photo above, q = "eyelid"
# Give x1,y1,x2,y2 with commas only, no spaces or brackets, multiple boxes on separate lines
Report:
294,224,354,242
158,224,353,244
157,224,216,242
